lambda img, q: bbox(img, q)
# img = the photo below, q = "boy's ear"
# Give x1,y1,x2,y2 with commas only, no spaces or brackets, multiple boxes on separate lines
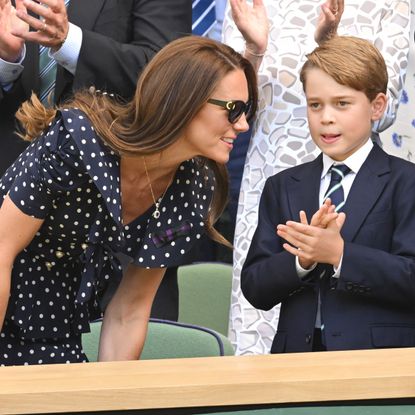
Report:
371,92,388,121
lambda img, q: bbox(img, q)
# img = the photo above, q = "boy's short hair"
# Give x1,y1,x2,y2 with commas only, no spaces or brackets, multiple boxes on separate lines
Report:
300,36,388,101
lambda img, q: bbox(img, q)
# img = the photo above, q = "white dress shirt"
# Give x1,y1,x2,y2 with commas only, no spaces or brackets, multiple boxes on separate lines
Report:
296,138,374,278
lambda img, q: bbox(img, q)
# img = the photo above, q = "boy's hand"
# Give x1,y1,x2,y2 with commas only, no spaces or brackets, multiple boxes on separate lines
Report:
277,210,346,268
300,198,337,229
292,199,337,268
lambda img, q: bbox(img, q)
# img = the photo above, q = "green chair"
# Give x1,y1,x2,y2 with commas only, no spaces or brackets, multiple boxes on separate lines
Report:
82,318,234,362
177,262,233,336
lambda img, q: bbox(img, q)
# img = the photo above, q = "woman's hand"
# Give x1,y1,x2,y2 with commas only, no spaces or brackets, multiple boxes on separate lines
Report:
0,0,27,62
314,0,344,45
230,0,268,57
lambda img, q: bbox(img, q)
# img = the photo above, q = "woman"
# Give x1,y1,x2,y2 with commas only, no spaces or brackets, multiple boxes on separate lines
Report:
0,36,258,365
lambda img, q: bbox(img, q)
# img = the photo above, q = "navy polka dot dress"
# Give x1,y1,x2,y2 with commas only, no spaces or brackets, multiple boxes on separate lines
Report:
0,108,215,366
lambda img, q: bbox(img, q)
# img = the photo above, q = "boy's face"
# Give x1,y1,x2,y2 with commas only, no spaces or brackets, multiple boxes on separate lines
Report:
305,68,386,161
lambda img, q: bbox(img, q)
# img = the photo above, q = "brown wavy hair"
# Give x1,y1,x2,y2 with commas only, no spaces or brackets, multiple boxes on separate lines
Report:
300,36,388,100
16,36,258,247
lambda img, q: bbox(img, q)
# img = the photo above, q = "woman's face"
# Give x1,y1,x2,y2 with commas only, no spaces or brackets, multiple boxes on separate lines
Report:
181,69,250,164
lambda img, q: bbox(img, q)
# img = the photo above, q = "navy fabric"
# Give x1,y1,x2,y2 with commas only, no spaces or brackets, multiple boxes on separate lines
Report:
324,164,351,212
242,145,415,353
0,108,214,365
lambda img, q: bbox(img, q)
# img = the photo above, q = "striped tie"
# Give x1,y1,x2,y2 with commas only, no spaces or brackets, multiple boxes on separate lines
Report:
324,164,351,212
39,0,70,105
192,0,216,36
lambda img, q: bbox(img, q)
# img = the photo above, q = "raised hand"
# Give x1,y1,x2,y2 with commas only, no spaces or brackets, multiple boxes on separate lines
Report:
314,0,344,45
12,0,69,50
230,0,268,57
0,0,27,62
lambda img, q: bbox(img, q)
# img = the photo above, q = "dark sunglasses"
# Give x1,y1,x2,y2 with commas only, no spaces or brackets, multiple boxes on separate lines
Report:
207,98,252,123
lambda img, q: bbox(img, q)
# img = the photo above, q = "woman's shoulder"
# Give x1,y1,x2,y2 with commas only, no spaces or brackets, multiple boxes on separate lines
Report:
58,108,99,145
53,107,118,167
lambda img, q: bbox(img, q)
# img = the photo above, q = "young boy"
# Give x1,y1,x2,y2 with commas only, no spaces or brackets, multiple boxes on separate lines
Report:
241,36,415,353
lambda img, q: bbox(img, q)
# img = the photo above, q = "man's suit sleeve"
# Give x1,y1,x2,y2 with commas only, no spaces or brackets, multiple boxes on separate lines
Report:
241,177,314,311
72,0,191,99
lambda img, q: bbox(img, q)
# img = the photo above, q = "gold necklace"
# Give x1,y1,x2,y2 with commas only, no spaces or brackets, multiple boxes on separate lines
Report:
142,156,171,219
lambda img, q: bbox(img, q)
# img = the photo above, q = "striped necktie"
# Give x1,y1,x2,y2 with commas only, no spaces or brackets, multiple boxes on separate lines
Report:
324,164,351,212
39,0,70,105
192,0,216,36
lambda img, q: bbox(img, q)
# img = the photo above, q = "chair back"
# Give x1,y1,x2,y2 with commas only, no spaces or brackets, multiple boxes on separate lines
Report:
178,262,232,336
82,318,234,362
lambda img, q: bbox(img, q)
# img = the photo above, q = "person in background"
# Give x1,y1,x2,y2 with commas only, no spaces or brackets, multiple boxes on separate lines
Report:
0,36,257,366
242,35,415,353
0,0,191,175
380,3,415,161
210,0,228,41
223,0,411,355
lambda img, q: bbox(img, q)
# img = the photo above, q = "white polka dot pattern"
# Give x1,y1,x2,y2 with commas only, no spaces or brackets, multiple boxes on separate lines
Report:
0,108,215,365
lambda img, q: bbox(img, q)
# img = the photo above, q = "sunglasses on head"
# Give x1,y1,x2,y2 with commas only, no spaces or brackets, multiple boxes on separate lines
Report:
207,98,252,124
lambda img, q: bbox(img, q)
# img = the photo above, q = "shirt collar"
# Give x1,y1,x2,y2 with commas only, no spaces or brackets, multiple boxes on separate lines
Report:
321,138,373,178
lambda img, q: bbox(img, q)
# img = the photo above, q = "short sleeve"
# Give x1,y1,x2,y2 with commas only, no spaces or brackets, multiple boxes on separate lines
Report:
5,115,87,219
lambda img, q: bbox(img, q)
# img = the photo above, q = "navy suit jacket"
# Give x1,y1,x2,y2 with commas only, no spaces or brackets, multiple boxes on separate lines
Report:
241,144,415,353
0,0,191,175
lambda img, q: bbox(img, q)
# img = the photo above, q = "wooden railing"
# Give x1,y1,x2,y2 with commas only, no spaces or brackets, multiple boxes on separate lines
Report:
1,347,415,414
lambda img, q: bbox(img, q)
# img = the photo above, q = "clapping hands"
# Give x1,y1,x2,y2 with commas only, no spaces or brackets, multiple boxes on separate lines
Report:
0,0,69,62
277,199,346,269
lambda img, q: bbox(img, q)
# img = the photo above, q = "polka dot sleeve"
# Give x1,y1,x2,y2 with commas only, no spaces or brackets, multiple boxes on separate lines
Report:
6,115,87,219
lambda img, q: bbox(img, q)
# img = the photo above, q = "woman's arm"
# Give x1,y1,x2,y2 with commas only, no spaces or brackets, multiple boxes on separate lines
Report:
229,0,268,72
0,195,44,331
98,264,166,361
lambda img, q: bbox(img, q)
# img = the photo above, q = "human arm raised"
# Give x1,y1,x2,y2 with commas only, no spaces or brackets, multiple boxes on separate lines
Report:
229,0,268,71
314,0,344,45
98,264,166,361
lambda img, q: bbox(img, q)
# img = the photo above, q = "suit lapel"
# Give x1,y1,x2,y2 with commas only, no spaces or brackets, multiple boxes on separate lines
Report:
341,144,390,242
287,154,322,221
